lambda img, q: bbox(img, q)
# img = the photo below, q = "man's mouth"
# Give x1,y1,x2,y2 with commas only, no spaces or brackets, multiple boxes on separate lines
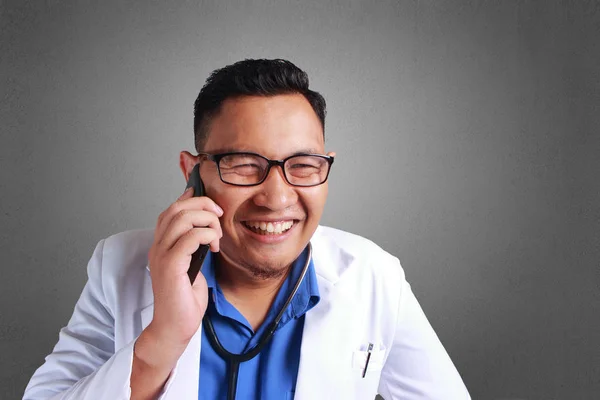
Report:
242,220,296,235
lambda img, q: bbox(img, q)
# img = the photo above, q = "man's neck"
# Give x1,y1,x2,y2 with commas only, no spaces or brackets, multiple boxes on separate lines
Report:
215,255,292,331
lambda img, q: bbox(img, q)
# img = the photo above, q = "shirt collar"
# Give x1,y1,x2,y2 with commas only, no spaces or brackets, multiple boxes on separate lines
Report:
201,250,218,291
200,246,320,322
288,246,320,320
200,251,227,315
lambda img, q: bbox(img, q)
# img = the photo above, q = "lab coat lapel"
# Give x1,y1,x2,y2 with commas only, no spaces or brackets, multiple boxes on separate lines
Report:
294,277,342,399
140,266,155,331
294,233,355,399
140,302,154,330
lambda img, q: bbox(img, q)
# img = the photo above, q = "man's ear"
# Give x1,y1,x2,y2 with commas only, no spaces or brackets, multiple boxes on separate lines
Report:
179,151,198,182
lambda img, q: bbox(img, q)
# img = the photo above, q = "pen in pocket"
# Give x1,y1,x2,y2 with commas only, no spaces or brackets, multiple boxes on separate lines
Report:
362,343,374,378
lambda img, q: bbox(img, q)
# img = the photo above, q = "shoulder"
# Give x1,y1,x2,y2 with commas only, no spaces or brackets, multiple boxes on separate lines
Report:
313,225,386,253
102,228,155,256
312,226,407,346
311,225,405,283
92,228,155,280
84,228,155,311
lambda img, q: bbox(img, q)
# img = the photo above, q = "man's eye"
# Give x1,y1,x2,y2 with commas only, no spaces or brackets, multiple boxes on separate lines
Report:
232,163,261,169
225,163,262,175
290,163,319,169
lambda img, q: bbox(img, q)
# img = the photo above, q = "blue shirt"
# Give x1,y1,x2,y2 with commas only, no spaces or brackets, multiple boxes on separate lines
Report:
198,248,320,400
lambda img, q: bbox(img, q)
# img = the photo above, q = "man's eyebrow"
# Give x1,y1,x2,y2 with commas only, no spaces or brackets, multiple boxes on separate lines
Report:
202,147,323,156
291,148,321,155
201,147,249,154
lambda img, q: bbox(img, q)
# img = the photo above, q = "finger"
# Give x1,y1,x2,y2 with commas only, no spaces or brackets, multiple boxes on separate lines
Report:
209,236,220,253
155,187,194,238
159,209,223,251
170,228,221,262
155,196,223,242
179,186,194,200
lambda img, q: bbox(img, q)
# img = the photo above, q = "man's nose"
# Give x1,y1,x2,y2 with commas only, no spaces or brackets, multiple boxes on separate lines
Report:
252,165,298,210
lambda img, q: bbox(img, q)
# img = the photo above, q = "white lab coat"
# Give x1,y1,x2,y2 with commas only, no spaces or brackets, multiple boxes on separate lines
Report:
23,225,470,400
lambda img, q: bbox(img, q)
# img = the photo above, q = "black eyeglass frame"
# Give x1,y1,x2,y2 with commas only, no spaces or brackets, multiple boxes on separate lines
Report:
197,151,335,187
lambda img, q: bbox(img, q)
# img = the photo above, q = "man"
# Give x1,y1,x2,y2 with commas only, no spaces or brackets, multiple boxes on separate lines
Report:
23,59,470,399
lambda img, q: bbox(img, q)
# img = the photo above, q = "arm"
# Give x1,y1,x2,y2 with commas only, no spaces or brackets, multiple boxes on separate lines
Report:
378,273,471,399
23,239,138,400
22,240,187,400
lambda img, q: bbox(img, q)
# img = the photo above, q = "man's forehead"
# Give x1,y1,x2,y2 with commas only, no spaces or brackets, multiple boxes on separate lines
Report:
203,94,325,156
218,93,317,118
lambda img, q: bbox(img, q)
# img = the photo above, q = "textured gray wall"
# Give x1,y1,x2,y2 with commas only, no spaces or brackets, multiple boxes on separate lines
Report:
2,1,599,399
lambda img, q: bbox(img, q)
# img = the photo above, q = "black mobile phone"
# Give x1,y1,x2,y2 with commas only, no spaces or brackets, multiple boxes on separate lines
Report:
185,164,210,284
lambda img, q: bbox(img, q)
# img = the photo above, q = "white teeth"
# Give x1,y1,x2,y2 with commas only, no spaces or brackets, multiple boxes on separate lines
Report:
245,220,294,235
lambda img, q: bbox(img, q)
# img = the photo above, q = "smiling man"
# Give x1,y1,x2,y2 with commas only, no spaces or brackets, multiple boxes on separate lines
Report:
23,59,470,400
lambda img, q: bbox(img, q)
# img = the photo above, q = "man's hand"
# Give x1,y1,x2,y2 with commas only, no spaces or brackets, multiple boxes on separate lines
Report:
131,187,223,399
147,186,223,344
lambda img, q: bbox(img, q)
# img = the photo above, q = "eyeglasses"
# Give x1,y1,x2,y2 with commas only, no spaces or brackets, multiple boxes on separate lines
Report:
198,151,334,187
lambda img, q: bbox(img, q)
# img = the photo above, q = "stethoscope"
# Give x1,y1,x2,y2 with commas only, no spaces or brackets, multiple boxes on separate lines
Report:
192,243,312,400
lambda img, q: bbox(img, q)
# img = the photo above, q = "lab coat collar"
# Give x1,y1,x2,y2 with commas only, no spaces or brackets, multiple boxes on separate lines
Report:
309,225,355,285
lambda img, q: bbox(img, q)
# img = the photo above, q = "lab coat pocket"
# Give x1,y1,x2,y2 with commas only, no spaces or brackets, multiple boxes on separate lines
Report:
352,345,386,375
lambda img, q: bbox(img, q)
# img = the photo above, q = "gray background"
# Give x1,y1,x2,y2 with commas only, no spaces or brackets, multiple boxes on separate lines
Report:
1,1,599,399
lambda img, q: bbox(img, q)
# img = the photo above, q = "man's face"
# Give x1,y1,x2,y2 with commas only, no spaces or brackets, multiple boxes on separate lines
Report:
184,94,332,278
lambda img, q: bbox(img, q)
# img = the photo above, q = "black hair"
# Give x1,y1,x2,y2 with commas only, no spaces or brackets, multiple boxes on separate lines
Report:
193,58,326,151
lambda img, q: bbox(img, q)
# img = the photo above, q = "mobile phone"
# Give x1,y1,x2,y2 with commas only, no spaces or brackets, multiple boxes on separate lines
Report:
185,164,210,284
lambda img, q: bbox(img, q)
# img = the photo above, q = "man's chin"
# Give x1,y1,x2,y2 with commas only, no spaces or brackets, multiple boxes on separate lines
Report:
240,246,307,279
244,260,291,280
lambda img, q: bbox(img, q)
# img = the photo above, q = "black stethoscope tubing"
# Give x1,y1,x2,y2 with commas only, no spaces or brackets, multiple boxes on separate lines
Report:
202,243,312,400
